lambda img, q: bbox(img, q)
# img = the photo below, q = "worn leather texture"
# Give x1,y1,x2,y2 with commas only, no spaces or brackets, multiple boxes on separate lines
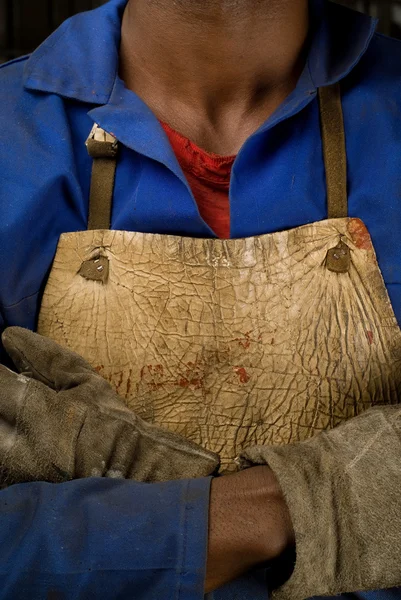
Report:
37,218,401,470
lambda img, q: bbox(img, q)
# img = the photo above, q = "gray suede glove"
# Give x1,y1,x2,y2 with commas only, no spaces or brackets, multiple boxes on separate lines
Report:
241,404,401,599
0,327,219,485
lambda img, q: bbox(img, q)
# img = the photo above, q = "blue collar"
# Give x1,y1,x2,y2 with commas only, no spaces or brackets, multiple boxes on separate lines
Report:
23,0,377,103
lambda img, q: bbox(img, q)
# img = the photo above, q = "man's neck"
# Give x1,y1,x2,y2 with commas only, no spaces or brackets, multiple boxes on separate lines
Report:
120,0,309,154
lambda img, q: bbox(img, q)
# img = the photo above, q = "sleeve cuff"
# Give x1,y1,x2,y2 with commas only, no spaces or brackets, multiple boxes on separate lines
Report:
175,476,213,600
0,476,212,600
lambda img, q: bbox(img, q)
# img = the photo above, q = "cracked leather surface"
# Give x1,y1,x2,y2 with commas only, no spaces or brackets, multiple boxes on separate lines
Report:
37,218,401,470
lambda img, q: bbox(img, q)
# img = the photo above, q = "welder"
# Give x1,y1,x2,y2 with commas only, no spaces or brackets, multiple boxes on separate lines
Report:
1,0,401,598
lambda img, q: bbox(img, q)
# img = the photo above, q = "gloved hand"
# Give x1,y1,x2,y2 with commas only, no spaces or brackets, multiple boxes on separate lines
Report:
0,327,219,485
240,404,401,599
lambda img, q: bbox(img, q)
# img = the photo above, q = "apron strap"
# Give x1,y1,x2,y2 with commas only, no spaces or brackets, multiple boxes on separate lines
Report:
84,85,347,230
85,124,119,230
318,83,348,219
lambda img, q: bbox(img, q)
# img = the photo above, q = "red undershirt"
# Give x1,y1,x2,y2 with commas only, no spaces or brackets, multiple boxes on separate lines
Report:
161,121,234,239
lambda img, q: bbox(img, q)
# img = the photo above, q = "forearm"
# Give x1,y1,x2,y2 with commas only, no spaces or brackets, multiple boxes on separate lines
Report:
205,466,295,593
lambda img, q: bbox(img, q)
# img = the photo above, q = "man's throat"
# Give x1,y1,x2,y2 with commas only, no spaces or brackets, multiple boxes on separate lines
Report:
119,0,309,154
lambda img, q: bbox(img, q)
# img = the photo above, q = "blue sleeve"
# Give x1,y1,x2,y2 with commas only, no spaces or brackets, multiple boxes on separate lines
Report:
0,476,211,600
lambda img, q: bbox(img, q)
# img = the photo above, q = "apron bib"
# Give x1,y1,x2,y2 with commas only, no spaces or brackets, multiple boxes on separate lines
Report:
37,84,401,471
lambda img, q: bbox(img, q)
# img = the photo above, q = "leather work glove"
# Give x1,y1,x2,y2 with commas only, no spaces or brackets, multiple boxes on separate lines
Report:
0,327,219,485
240,404,401,599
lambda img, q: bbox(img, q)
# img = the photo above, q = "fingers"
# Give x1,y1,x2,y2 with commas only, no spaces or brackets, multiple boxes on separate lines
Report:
0,364,29,425
2,327,93,391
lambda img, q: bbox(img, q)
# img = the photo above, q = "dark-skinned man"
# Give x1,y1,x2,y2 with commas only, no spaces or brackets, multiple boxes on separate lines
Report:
1,0,401,598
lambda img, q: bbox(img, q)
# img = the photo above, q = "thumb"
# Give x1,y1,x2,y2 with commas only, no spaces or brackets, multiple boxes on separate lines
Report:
2,327,94,391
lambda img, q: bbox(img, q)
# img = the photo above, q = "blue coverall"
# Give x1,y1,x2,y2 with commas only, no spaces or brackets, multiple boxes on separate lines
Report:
1,0,401,597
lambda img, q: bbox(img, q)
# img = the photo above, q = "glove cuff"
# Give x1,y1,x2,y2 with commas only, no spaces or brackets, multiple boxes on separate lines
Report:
240,442,362,600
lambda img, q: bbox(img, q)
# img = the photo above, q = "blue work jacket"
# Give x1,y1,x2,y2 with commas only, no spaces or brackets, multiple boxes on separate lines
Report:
1,0,401,598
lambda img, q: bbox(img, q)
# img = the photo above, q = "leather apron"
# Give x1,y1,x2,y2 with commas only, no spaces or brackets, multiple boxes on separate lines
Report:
37,84,401,472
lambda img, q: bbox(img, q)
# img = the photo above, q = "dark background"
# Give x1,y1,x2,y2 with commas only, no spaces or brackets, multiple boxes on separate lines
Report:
0,0,400,64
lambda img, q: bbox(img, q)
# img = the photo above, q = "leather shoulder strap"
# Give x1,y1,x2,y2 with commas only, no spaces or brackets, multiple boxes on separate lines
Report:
85,124,119,230
318,84,348,219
